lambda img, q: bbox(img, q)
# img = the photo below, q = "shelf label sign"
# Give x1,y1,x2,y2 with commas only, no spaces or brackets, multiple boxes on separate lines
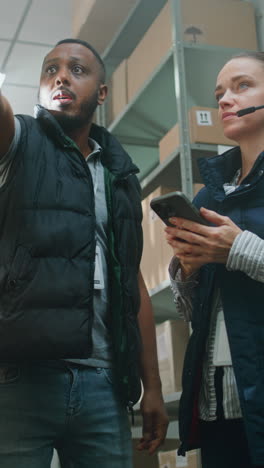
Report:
196,110,212,126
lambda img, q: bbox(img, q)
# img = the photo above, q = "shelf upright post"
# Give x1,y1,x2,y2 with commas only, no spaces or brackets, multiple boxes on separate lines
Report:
170,0,193,200
170,7,201,461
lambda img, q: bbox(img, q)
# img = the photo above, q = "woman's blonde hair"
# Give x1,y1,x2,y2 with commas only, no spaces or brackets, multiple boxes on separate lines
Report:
231,51,264,65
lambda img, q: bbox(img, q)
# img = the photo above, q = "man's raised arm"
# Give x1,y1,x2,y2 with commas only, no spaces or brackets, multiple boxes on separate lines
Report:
0,90,15,159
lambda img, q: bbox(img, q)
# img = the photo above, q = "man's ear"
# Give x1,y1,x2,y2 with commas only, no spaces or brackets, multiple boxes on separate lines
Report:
97,84,108,105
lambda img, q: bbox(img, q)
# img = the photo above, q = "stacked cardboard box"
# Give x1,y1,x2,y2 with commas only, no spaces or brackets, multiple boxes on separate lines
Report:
141,186,175,291
159,106,236,163
158,449,198,468
126,0,257,102
156,320,189,395
141,184,204,290
127,2,173,102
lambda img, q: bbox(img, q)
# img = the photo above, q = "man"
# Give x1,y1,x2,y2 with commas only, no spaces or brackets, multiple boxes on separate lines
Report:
0,38,168,468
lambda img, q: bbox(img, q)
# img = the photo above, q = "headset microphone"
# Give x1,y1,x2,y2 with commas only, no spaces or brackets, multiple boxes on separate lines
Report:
237,105,264,117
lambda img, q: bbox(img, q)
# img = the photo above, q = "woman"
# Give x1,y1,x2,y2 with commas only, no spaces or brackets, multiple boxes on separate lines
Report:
165,51,264,468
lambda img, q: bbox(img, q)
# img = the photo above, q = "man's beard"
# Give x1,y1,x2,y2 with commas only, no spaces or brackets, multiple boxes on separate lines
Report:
50,92,98,132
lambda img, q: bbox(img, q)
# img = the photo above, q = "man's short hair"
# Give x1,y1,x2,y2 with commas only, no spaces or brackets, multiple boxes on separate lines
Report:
56,38,106,83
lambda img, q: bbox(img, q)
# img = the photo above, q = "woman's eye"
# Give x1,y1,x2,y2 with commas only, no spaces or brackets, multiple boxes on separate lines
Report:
239,82,249,89
215,93,224,102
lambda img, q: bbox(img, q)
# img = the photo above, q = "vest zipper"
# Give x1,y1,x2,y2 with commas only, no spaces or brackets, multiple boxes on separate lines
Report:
33,161,46,208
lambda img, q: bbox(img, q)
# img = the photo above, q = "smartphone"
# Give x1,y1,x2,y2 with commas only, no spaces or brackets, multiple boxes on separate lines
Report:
150,191,208,226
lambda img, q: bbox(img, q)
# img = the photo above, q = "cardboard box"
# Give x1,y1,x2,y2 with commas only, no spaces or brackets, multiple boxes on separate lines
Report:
141,184,203,291
182,0,257,48
133,439,180,468
127,2,172,101
127,0,257,101
110,59,128,122
156,320,189,395
159,125,180,164
72,0,138,53
72,0,96,38
158,449,198,468
159,106,236,163
193,183,204,196
141,186,175,291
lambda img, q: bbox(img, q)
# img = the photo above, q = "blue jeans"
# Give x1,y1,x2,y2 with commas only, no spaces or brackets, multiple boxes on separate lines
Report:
0,362,132,468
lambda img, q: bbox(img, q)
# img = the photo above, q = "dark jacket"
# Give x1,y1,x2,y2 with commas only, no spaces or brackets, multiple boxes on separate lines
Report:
178,146,264,466
0,105,143,404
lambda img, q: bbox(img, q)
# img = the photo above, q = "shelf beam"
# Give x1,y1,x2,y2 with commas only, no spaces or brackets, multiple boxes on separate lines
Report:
170,0,194,199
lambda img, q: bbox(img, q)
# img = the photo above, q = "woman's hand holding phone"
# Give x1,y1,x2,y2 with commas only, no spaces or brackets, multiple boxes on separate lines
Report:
165,207,242,271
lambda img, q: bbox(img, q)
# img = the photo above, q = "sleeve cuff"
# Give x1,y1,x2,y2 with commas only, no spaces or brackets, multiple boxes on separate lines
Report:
227,230,264,279
169,256,199,296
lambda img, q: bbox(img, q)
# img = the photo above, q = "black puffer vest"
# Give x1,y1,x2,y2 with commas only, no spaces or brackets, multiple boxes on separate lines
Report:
0,106,143,404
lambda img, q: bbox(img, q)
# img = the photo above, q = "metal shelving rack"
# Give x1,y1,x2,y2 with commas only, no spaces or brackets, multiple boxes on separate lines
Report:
100,0,249,317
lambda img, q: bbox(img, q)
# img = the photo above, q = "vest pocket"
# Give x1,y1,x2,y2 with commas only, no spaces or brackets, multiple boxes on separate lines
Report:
5,246,35,294
0,246,37,318
0,365,20,384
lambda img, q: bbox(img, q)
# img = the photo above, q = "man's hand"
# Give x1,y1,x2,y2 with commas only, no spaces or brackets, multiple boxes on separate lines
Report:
136,388,169,455
136,271,169,454
165,207,242,272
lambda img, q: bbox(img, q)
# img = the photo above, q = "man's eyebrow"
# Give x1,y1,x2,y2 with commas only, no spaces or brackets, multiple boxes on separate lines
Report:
42,57,59,66
43,56,83,66
215,74,253,93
